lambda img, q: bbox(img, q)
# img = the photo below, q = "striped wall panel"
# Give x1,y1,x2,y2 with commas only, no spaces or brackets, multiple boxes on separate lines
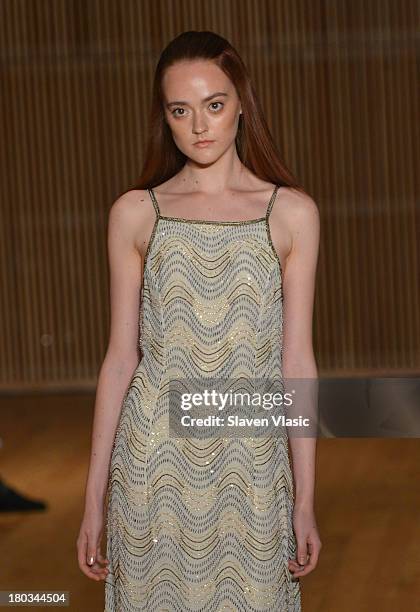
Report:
0,0,418,391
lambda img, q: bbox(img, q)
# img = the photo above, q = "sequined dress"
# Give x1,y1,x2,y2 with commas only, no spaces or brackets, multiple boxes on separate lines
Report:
104,185,301,611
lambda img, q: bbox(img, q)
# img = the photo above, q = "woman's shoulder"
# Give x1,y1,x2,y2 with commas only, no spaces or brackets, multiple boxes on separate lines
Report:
108,189,155,231
109,188,154,215
270,187,319,249
276,186,319,221
110,188,150,209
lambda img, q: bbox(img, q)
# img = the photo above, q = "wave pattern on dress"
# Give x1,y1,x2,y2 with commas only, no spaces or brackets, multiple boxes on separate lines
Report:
104,186,301,611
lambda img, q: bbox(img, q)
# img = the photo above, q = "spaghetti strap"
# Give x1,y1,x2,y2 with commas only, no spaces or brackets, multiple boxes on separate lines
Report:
265,184,279,219
147,188,161,218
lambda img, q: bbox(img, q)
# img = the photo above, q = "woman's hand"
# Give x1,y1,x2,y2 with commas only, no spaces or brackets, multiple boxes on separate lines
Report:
288,505,322,578
77,507,110,581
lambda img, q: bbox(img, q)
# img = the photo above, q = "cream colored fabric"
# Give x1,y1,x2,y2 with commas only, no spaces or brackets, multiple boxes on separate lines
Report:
104,185,301,611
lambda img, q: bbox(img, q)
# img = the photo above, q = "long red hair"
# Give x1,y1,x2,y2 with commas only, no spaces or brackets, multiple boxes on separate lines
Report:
127,30,307,195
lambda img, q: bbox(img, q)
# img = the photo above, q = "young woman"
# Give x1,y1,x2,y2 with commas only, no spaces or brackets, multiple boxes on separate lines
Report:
77,30,321,611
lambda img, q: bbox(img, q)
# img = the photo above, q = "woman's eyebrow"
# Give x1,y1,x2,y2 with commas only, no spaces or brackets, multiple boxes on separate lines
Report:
166,92,228,108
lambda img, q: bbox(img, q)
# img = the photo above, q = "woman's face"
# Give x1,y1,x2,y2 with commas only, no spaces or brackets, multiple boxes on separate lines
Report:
162,60,242,164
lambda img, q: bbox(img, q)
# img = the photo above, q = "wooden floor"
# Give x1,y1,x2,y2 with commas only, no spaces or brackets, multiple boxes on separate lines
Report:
0,392,419,611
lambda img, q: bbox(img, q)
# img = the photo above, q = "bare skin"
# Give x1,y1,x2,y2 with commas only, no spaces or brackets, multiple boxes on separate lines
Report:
77,58,321,583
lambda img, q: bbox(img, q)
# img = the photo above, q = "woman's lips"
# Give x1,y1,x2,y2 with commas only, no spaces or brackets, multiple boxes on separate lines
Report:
194,140,215,148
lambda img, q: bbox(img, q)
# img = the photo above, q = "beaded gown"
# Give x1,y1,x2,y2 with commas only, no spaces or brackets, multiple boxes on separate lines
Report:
104,184,301,611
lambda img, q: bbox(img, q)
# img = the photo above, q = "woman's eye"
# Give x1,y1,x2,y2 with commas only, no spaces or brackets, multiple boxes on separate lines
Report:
171,102,224,118
209,101,223,111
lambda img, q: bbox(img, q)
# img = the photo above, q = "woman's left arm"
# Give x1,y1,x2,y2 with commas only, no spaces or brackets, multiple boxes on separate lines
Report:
271,188,322,578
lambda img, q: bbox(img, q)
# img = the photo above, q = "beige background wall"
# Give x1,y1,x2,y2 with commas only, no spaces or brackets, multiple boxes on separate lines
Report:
1,0,418,391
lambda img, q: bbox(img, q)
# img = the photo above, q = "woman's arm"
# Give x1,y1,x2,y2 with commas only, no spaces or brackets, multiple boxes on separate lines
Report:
83,191,148,513
78,190,153,581
281,191,320,510
269,187,322,578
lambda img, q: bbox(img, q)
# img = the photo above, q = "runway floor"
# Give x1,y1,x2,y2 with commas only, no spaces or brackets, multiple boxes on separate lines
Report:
0,392,419,611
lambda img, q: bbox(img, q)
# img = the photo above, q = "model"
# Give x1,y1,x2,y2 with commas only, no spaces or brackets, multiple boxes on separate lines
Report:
77,30,322,611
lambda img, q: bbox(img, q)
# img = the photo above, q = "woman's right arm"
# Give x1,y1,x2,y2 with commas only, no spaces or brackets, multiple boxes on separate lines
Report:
77,190,149,581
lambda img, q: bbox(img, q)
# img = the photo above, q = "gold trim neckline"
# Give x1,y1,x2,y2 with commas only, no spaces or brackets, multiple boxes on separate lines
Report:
158,215,267,226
